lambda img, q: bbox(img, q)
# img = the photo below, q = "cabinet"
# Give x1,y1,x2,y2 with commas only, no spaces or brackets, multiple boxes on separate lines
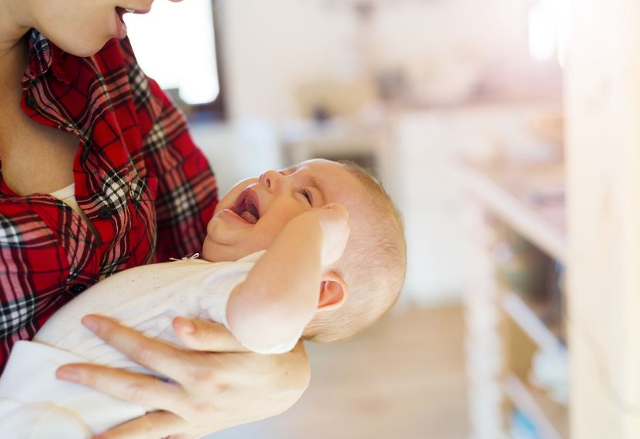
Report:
459,2,640,438
458,159,568,439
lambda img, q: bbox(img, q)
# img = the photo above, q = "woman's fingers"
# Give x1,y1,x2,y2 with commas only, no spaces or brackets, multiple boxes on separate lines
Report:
91,410,187,439
63,316,311,439
56,363,184,411
81,338,310,438
81,315,195,382
173,317,248,352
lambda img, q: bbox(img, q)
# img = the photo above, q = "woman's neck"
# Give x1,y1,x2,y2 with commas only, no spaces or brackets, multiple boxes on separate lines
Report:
0,0,33,94
0,32,28,117
0,0,31,60
0,1,32,161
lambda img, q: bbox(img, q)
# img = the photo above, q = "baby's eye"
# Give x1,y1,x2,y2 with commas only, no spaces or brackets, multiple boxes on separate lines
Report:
301,189,312,204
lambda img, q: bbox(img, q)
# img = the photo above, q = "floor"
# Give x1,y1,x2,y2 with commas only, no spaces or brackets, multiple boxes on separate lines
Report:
209,304,468,439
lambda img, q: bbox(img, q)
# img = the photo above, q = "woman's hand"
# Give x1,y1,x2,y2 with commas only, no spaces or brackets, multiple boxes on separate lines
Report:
56,315,310,439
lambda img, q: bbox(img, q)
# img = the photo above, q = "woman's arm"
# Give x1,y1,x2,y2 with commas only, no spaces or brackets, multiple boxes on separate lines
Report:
226,204,350,352
57,315,310,439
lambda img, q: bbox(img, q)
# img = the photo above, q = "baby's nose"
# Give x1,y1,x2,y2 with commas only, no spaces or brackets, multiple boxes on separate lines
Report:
259,170,283,191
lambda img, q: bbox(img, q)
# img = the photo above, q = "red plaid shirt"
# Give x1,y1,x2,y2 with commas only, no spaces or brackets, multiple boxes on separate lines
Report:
0,30,218,371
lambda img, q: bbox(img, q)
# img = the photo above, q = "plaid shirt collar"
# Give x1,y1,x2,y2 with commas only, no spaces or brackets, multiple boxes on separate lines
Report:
23,29,72,86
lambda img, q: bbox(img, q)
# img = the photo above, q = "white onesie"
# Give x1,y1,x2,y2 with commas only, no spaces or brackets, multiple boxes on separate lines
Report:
0,251,301,439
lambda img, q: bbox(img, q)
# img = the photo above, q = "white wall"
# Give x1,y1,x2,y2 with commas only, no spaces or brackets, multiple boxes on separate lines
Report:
367,0,532,102
218,0,541,122
218,0,356,122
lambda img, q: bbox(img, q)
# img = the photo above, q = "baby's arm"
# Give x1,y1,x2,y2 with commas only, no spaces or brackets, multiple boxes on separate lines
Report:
226,204,350,352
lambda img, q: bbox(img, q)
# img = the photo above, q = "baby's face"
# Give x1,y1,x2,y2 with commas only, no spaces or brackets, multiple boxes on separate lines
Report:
202,159,362,262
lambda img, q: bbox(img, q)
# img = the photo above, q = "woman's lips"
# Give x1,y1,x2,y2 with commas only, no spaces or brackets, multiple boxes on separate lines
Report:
114,8,128,39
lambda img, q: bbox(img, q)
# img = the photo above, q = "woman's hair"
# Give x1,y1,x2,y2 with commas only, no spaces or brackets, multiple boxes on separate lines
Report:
304,161,407,343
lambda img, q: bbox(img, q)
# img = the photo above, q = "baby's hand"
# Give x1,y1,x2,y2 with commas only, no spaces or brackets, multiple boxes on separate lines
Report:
308,203,350,266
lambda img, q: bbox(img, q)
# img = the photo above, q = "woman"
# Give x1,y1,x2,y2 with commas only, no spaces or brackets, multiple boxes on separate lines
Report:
0,0,310,438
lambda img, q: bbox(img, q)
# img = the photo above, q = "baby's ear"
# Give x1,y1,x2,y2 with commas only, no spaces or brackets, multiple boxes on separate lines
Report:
317,271,348,312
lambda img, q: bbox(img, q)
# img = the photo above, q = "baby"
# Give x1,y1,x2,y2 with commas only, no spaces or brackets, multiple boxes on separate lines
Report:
0,159,406,438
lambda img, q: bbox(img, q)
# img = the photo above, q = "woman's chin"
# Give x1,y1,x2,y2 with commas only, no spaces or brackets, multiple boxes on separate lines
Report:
67,41,109,57
47,33,110,58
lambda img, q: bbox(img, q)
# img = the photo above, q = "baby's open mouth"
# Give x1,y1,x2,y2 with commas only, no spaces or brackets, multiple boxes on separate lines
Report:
231,189,260,224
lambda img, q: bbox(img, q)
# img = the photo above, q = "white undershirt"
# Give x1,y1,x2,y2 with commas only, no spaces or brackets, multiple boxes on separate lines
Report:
50,184,96,236
50,183,81,214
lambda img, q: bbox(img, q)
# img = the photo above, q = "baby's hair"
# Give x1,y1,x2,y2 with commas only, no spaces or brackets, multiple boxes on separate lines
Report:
304,161,407,343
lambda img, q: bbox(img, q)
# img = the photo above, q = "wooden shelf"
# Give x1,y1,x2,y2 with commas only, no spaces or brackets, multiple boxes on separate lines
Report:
456,160,566,263
502,292,568,364
460,158,570,439
503,373,569,439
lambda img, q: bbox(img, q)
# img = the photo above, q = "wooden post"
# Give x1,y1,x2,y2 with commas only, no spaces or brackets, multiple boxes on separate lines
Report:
566,0,640,438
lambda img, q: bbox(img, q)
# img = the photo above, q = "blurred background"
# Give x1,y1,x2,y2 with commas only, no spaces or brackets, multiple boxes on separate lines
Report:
125,1,592,438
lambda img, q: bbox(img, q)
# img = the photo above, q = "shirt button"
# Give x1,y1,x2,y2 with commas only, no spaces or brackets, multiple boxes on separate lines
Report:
70,284,87,294
98,206,113,219
25,96,37,110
